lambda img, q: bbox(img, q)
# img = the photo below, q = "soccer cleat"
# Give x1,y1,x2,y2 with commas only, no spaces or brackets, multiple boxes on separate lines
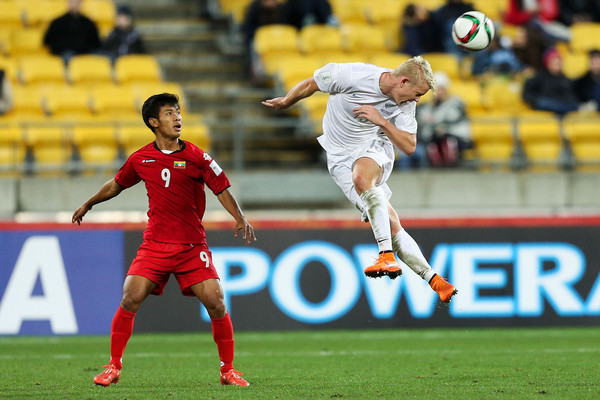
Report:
93,364,121,386
363,252,402,279
220,369,250,386
430,275,458,303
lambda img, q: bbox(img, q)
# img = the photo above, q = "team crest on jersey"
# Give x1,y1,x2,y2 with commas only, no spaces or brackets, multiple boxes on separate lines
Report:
174,161,186,169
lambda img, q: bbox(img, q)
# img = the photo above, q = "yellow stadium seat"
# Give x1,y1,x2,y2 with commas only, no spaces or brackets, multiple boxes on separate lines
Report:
0,56,19,82
26,125,73,173
484,80,530,115
449,80,485,114
330,0,368,24
471,0,506,22
423,52,461,79
299,24,343,56
130,82,186,112
517,115,563,169
114,55,162,84
275,55,322,91
82,0,116,37
90,84,139,119
364,0,404,25
181,123,211,150
73,125,119,170
9,27,47,57
12,85,47,117
562,114,600,169
118,125,154,156
219,0,254,24
302,91,329,134
0,2,23,30
22,0,67,28
0,123,27,172
45,85,93,120
317,52,370,65
341,23,388,55
253,24,300,59
570,22,600,54
370,53,411,70
18,55,65,85
470,116,515,167
561,51,589,79
68,54,113,86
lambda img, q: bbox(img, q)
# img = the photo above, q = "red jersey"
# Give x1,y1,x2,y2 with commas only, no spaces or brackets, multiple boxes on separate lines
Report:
115,140,230,244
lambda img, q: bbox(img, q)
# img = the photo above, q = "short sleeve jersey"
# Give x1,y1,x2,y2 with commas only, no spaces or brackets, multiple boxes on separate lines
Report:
115,140,230,245
313,62,418,154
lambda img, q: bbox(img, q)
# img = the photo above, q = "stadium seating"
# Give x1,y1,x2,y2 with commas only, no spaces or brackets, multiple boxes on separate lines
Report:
0,123,27,174
21,0,67,28
329,0,368,24
470,116,515,169
18,55,66,85
369,53,411,70
340,23,388,55
82,0,116,37
570,22,600,54
114,55,163,84
72,125,119,172
275,55,322,91
517,115,563,170
118,125,154,156
9,28,47,57
90,84,139,120
181,123,211,151
68,55,113,86
45,85,94,121
562,113,600,170
299,24,344,56
26,125,73,174
0,2,23,31
423,52,461,79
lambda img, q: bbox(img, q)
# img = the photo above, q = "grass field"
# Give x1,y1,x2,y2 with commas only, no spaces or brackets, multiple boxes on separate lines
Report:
1,327,599,399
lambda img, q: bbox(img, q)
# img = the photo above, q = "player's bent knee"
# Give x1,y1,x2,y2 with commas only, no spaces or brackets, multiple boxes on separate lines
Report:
205,301,227,319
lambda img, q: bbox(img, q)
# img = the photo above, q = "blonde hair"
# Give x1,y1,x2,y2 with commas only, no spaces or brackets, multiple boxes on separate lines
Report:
392,55,436,93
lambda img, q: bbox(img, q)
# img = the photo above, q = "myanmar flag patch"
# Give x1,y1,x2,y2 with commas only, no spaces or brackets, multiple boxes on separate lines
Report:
174,161,186,169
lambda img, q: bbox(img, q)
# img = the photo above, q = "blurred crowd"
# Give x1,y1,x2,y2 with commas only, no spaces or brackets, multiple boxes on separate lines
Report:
236,0,600,169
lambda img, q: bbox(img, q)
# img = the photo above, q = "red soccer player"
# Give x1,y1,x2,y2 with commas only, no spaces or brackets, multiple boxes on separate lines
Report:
72,93,256,387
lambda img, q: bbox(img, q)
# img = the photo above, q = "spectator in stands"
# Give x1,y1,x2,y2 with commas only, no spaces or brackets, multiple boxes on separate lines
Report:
284,0,337,30
431,0,474,56
522,47,581,115
511,24,549,72
400,4,441,56
559,0,600,25
0,70,13,116
416,72,472,168
43,0,101,63
503,0,570,42
102,5,146,63
241,0,287,48
471,35,525,77
573,49,600,111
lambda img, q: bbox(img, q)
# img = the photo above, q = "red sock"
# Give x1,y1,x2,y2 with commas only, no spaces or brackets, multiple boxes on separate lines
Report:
109,306,136,370
211,313,235,373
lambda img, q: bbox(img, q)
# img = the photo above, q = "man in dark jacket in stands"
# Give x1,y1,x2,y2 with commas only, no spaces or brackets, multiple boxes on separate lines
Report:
522,48,581,116
102,5,146,62
574,49,600,111
43,0,101,63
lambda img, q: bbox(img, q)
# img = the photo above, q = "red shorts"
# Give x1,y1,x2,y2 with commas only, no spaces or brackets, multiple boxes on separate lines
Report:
128,239,219,297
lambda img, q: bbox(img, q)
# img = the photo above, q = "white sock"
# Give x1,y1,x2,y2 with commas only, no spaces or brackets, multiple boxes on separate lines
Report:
392,228,436,282
360,187,392,253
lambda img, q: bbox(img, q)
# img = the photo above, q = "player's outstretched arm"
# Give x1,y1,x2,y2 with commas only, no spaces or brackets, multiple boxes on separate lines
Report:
72,178,124,225
217,189,257,245
262,77,320,110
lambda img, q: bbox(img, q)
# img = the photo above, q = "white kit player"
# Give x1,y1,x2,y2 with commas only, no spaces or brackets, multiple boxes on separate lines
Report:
262,57,457,302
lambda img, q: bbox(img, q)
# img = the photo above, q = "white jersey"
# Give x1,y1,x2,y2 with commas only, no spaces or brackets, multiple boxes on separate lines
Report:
313,62,418,155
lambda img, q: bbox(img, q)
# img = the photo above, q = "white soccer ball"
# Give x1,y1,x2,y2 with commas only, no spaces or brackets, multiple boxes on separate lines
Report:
451,11,495,51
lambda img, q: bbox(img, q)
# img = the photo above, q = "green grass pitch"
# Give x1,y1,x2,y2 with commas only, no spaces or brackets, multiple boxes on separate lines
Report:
1,327,599,399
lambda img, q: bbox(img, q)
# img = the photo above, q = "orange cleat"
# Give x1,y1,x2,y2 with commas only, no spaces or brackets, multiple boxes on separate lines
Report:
220,369,250,386
430,275,458,303
363,252,402,279
93,364,121,386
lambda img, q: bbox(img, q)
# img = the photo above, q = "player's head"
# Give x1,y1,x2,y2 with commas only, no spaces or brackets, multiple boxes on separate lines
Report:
142,93,180,133
67,0,82,14
389,56,435,103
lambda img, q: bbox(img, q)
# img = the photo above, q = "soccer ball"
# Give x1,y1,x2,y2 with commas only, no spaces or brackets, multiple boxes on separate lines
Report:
451,11,495,51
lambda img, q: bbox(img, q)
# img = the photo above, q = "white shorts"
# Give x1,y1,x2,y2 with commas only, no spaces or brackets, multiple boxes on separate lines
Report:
326,137,394,220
